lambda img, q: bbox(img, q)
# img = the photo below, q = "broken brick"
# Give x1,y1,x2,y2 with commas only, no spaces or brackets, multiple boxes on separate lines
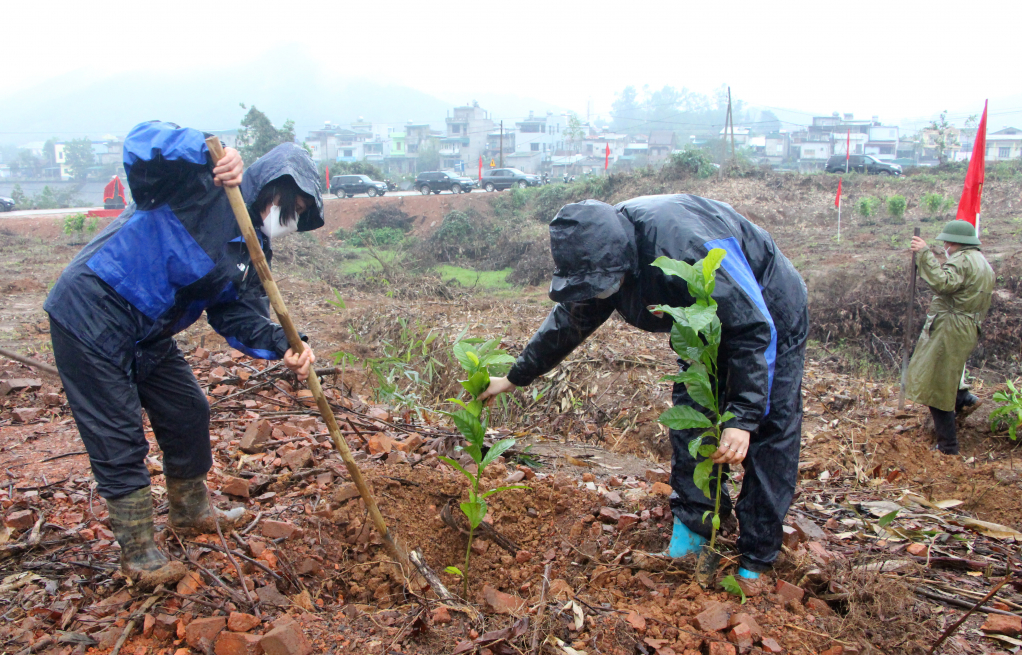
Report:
651,482,673,496
431,606,451,624
3,509,36,530
694,601,731,632
143,613,157,638
598,507,621,523
240,420,272,453
624,611,646,632
515,550,533,564
12,408,42,423
728,622,753,650
176,570,204,595
227,612,261,633
781,525,799,550
221,476,250,498
617,513,640,530
215,631,264,655
905,543,928,557
281,447,313,470
367,434,393,455
186,616,226,651
760,638,784,654
645,468,669,483
728,613,763,641
708,642,736,655
981,613,1022,636
775,580,805,605
261,520,300,540
805,597,834,616
260,619,312,655
153,613,179,641
0,379,42,396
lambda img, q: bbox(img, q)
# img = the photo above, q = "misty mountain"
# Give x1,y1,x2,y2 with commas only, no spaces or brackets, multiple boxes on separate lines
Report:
1,47,457,143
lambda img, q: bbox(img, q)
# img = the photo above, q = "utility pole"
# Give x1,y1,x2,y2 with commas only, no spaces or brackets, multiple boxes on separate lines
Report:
499,121,504,168
728,87,736,159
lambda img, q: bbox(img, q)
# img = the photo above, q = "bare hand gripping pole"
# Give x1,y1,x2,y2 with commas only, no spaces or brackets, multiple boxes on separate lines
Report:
205,137,408,569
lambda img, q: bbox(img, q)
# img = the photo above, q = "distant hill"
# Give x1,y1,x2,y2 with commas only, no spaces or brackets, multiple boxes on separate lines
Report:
0,47,456,143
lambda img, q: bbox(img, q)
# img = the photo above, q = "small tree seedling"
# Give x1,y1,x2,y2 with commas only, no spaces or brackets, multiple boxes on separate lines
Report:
439,335,528,596
990,379,1022,440
650,249,734,584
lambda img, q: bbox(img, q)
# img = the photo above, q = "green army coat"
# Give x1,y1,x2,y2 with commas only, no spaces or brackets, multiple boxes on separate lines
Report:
906,246,994,411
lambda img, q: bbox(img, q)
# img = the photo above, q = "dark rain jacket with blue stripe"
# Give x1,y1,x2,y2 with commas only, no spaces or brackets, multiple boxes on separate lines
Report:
506,195,807,433
44,121,323,366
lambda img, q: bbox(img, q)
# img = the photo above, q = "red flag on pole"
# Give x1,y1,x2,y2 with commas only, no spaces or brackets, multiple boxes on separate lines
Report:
835,177,842,207
325,166,330,192
956,100,988,230
605,143,610,171
479,156,482,182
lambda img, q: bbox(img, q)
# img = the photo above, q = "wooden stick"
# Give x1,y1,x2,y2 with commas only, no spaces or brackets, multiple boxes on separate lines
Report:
0,347,60,378
110,585,165,655
899,226,921,410
204,137,407,571
927,571,1013,654
206,492,260,618
531,563,552,655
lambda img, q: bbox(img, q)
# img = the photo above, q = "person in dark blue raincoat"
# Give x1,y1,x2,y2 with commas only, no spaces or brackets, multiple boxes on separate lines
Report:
479,195,808,579
45,121,322,584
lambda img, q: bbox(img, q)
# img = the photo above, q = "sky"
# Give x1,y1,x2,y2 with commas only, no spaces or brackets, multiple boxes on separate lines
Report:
6,0,1022,134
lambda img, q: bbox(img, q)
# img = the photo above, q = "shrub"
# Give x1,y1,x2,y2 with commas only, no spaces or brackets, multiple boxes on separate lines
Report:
665,148,717,179
856,197,880,221
886,195,907,223
920,192,953,217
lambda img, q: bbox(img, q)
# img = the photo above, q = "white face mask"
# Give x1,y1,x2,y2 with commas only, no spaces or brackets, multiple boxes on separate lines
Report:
944,247,952,259
260,204,298,240
595,274,625,299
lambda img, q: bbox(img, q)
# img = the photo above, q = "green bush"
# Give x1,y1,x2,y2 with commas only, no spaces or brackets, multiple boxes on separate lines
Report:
856,197,880,220
886,195,907,223
665,148,717,179
920,192,953,217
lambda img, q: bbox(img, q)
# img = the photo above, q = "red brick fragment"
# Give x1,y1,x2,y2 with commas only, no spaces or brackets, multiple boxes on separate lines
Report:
259,618,311,655
186,616,226,651
694,601,731,632
774,580,805,605
228,612,261,633
215,631,264,655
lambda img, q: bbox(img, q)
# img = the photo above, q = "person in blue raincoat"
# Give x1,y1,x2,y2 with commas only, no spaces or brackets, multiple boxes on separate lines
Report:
45,121,322,585
479,196,808,581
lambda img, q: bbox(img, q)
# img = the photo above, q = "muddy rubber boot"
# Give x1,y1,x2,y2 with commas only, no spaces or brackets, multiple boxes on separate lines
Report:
956,389,982,422
167,474,238,534
929,406,959,455
106,487,187,588
667,516,706,558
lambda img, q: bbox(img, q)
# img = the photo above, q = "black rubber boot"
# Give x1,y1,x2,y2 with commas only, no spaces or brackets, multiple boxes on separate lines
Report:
929,406,959,455
106,487,187,586
167,474,234,534
956,389,982,421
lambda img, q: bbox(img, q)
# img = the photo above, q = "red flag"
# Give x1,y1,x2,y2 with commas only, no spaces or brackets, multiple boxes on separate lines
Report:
605,143,610,170
479,156,483,182
325,166,330,191
835,177,842,207
956,100,988,228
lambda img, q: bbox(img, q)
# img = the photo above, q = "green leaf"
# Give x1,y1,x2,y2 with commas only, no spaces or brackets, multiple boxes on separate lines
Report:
452,341,479,373
701,510,712,524
693,459,715,498
687,436,705,459
652,256,705,296
702,249,726,284
650,303,718,336
698,444,718,458
461,369,491,399
659,405,713,431
712,514,721,531
673,364,715,411
670,323,704,362
720,411,736,424
461,499,487,529
444,409,486,447
438,456,476,485
327,288,347,309
480,437,517,471
720,574,747,604
878,510,900,527
444,566,463,577
481,484,529,499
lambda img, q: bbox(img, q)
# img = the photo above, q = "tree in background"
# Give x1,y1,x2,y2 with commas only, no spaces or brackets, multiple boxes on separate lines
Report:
610,86,641,134
565,112,585,153
609,84,742,143
44,138,58,165
928,111,960,166
64,138,96,181
236,104,297,165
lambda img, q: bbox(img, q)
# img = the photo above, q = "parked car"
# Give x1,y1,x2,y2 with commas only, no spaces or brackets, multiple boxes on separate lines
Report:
0,196,14,212
825,155,902,176
414,171,476,195
330,174,388,197
480,168,542,192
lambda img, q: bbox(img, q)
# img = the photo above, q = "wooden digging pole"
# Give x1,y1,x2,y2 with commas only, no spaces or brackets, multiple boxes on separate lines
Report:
205,137,408,569
898,226,921,409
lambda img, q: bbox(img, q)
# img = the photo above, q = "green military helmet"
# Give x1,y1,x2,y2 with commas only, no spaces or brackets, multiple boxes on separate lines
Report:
936,220,980,246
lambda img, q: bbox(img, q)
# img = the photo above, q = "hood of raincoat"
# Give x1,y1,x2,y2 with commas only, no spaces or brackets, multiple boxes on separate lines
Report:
548,199,637,302
242,143,324,232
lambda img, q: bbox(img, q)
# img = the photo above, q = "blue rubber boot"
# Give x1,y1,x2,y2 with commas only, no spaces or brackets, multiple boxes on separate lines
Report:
737,567,760,580
667,516,706,557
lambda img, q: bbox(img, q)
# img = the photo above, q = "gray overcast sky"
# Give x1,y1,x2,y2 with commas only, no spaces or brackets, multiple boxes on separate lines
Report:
7,0,1022,131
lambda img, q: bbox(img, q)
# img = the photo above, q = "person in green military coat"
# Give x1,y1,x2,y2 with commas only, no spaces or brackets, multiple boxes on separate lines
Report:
906,220,994,454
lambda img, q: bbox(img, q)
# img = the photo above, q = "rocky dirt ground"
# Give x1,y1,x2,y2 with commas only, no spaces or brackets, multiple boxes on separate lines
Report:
2,173,1022,655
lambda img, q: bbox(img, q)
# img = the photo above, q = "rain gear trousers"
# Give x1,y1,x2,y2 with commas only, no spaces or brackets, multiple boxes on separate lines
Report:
507,195,808,571
905,246,993,412
45,121,323,499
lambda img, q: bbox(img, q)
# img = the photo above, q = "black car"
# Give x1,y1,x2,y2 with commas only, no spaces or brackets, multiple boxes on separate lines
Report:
480,168,542,192
0,196,14,212
414,171,476,195
330,174,388,198
825,154,902,176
